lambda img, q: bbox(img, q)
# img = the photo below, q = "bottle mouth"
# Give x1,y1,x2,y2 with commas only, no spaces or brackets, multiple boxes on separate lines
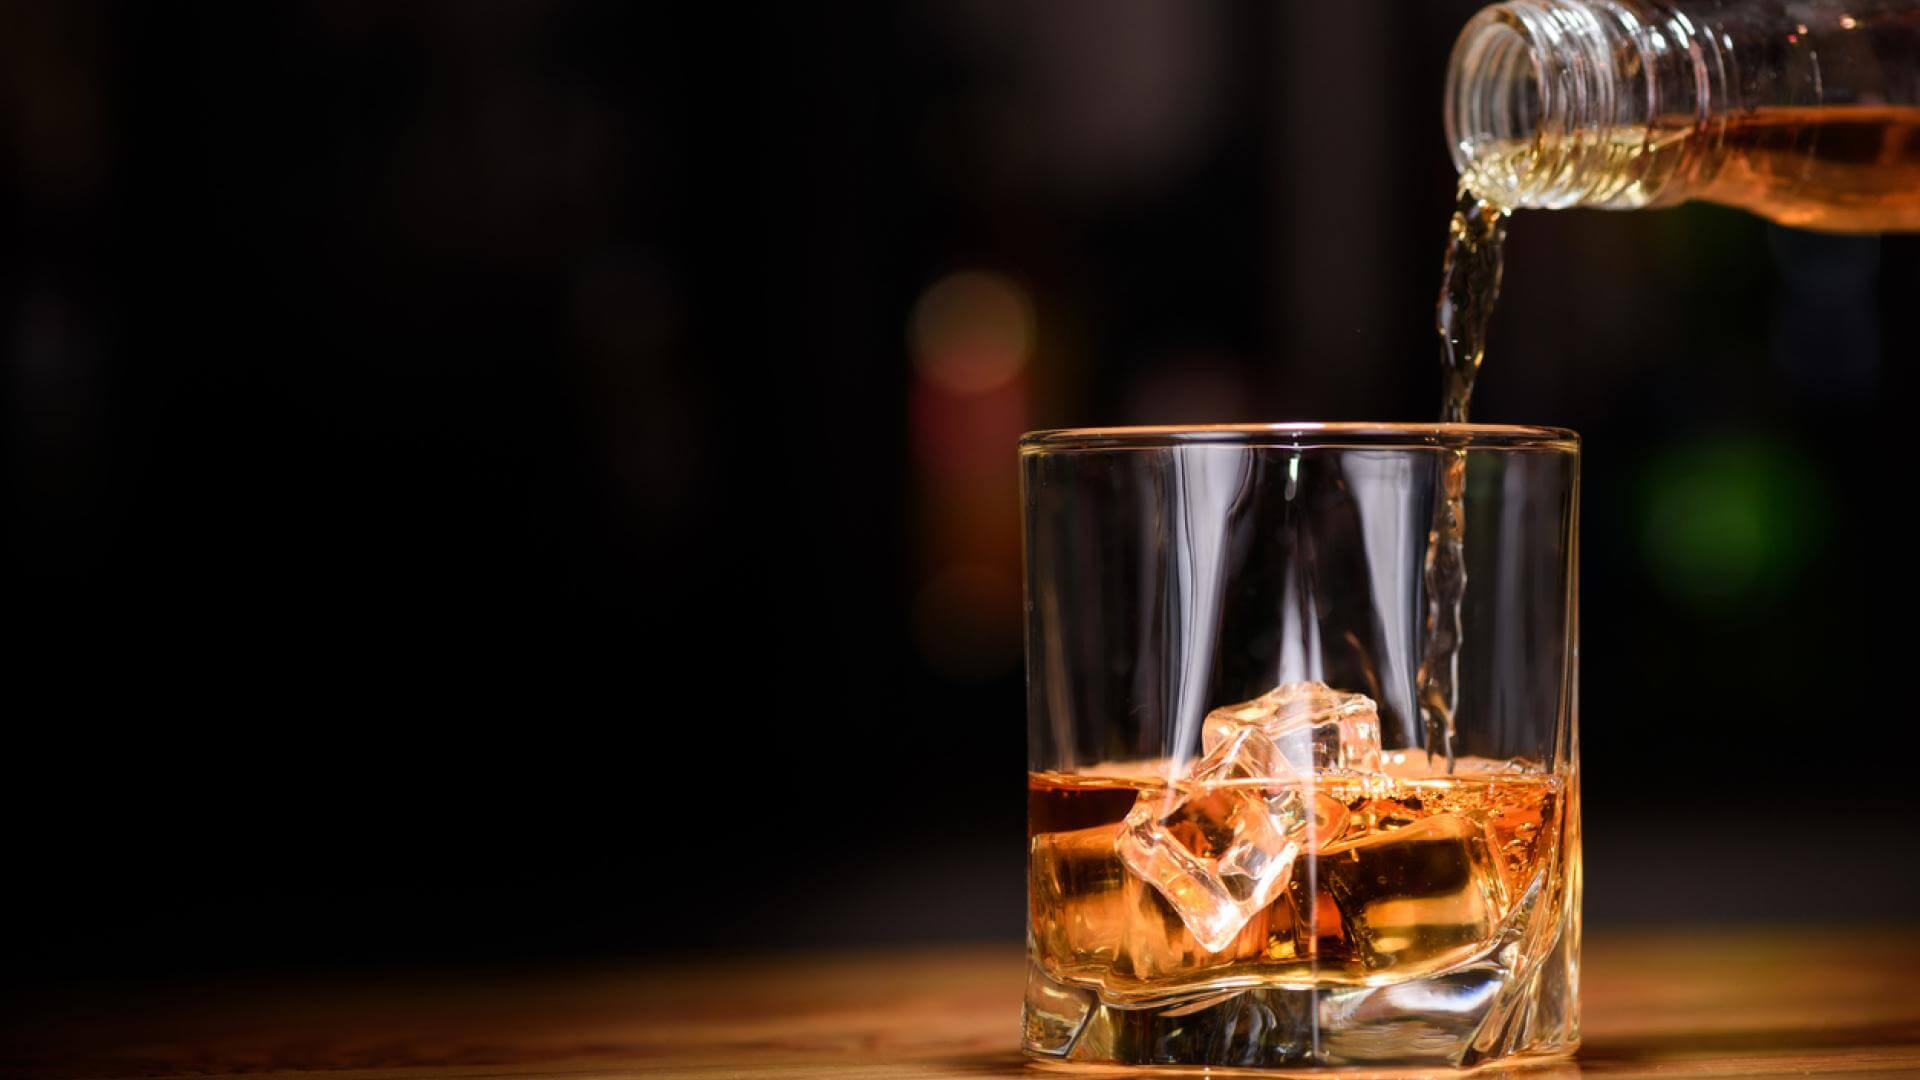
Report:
1444,11,1545,205
1445,0,1658,210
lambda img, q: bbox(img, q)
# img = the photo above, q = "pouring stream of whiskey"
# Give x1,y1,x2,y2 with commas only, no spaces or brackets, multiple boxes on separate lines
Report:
1420,183,1510,769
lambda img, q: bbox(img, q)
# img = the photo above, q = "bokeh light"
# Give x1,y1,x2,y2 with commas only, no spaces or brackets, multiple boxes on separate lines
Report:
907,269,1033,681
908,270,1034,395
1639,436,1827,610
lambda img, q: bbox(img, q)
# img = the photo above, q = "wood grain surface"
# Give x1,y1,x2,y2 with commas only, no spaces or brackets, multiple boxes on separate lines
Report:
4,929,1918,1078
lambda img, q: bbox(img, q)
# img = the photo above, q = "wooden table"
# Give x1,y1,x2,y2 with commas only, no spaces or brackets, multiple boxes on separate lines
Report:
6,929,1918,1078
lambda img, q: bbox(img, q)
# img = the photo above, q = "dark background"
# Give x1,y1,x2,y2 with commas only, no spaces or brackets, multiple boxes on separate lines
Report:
3,1,1915,990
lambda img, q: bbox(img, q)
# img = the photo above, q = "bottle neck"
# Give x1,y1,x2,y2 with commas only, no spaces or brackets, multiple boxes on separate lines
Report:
1445,0,1721,210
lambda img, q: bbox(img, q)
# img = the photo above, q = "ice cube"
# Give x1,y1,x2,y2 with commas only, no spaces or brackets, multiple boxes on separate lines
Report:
1202,681,1382,774
1029,821,1273,987
1115,725,1342,953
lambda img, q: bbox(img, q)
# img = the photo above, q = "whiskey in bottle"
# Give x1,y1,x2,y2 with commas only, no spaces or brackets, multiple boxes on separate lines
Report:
1446,0,1920,232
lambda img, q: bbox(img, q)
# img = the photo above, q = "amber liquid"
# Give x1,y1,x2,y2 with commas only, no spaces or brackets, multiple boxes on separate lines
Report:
1435,186,1509,424
1028,764,1564,1003
1419,186,1509,768
1698,105,1920,233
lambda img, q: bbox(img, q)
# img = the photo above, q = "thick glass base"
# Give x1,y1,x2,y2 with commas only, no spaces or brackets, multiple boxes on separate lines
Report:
1023,919,1578,1071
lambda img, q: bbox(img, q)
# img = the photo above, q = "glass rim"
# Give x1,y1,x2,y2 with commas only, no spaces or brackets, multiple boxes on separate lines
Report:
1020,422,1579,453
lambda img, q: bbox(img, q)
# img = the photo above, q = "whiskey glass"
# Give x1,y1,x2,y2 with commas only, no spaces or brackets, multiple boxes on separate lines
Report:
1022,424,1580,1071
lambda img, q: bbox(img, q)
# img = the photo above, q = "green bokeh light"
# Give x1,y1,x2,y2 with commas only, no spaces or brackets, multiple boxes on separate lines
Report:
1639,436,1826,610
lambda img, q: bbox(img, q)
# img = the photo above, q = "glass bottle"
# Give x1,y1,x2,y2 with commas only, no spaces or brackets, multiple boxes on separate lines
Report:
1445,0,1920,232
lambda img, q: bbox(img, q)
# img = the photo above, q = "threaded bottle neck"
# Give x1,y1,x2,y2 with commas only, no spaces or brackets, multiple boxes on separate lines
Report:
1445,0,1715,210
